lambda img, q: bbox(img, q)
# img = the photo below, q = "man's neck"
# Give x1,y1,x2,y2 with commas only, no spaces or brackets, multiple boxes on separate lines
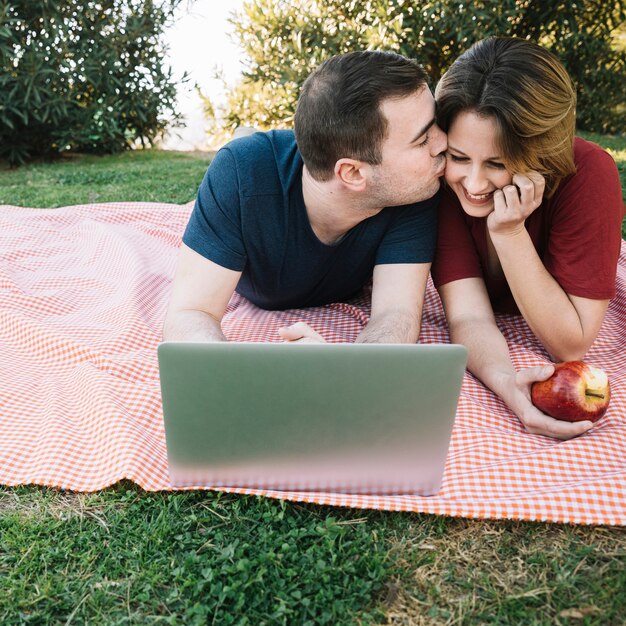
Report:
301,166,382,246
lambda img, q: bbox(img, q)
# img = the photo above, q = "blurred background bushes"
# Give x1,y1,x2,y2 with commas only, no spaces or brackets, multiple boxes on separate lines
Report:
1,0,623,164
217,0,625,138
0,0,185,164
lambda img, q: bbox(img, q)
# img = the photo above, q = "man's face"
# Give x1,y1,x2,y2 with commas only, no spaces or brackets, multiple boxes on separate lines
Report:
368,88,447,207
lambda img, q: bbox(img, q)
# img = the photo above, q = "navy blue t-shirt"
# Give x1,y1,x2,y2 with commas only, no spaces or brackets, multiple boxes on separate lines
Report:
183,130,439,310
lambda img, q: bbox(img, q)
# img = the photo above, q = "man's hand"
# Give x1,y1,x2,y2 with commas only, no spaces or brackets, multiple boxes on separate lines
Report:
487,171,545,237
508,365,594,440
278,322,326,344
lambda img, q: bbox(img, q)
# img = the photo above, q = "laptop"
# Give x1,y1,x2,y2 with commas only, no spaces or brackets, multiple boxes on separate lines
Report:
158,342,467,495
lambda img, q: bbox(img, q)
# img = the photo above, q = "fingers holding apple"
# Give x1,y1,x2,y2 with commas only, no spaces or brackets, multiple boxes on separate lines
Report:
519,404,594,440
531,361,610,423
516,364,554,387
511,367,594,440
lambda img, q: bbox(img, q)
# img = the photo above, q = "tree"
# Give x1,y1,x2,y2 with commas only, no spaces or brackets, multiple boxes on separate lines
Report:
218,0,626,135
0,0,186,164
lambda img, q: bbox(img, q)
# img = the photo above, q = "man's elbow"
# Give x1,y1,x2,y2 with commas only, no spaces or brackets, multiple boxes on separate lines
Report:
358,309,420,344
390,309,421,344
161,307,226,343
161,306,190,342
161,309,177,342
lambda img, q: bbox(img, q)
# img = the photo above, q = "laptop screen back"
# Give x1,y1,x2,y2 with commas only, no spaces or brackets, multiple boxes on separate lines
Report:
158,342,467,495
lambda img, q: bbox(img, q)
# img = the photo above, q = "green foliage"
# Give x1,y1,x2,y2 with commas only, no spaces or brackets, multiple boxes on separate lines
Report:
0,0,185,165
221,0,626,136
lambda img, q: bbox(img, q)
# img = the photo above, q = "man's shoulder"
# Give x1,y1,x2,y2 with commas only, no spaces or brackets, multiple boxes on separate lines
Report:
220,129,302,197
226,128,296,156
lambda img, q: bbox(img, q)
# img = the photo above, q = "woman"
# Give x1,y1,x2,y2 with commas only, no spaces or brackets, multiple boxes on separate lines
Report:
432,37,624,440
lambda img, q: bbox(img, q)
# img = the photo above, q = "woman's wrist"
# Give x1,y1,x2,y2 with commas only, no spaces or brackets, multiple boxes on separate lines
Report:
480,366,517,400
487,222,528,243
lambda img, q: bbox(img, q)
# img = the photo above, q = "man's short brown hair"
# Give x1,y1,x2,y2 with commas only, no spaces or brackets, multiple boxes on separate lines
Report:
294,50,429,181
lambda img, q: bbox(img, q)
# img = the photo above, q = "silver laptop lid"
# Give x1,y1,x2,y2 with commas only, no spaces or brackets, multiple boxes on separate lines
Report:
158,342,467,495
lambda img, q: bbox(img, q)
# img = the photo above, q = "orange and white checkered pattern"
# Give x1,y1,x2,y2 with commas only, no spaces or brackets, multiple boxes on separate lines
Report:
1,202,625,525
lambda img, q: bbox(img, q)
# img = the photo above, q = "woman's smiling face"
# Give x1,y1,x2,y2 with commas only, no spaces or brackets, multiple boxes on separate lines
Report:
444,110,514,218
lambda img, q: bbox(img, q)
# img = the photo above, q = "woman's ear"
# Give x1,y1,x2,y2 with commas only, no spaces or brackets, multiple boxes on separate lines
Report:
334,158,368,191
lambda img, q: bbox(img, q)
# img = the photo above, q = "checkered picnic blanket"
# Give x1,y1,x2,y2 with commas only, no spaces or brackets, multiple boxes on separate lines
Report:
1,201,625,525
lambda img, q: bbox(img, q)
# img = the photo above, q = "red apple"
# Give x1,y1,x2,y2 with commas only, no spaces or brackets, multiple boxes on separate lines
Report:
531,361,610,422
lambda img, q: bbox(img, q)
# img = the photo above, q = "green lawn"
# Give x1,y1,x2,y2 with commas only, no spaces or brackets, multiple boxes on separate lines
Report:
0,150,213,207
1,137,626,625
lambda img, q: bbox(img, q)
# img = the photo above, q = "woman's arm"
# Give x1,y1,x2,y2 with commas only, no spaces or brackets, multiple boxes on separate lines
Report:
439,277,594,440
489,225,608,361
487,172,609,361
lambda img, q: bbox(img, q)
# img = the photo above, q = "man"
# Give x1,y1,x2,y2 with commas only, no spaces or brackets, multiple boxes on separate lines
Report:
163,50,447,344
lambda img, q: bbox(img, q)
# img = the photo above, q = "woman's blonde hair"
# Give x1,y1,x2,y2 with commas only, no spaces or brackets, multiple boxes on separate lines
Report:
435,37,577,197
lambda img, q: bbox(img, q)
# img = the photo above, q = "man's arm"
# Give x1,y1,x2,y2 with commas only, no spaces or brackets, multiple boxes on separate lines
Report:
355,263,430,344
162,243,242,342
278,264,429,344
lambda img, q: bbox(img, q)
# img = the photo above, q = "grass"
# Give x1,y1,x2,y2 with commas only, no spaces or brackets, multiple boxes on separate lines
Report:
0,150,213,207
2,487,626,625
0,487,399,625
1,136,626,625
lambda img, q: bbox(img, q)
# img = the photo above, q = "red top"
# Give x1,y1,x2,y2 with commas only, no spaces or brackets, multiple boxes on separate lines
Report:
431,137,625,314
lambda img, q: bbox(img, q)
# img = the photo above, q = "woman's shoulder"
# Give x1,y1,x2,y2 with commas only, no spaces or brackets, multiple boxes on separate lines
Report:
551,137,622,215
557,136,620,192
573,136,617,169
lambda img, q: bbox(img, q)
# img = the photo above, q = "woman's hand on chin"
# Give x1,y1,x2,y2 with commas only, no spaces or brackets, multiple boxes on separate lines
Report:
487,171,546,237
